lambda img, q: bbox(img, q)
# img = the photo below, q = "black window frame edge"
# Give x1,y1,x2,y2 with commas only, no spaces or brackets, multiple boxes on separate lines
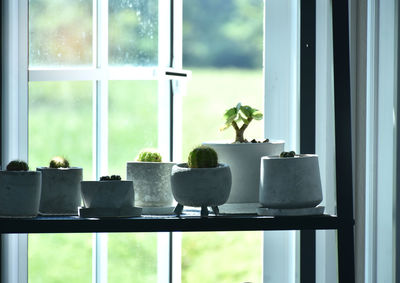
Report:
1,0,3,279
396,0,400,280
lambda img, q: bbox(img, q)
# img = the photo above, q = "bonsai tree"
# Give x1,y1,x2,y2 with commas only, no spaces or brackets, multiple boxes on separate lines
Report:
6,160,29,171
49,156,70,168
188,146,218,168
136,149,162,162
221,102,263,143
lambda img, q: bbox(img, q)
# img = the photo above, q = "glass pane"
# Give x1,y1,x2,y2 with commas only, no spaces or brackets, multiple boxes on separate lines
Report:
29,0,93,67
109,0,158,66
28,234,92,282
108,233,158,282
29,81,93,179
181,1,264,282
108,80,158,178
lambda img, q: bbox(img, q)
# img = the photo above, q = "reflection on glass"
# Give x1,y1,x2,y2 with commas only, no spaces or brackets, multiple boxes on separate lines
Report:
28,81,92,179
181,1,264,282
29,0,92,67
108,81,158,179
108,233,158,282
109,0,158,66
28,234,92,283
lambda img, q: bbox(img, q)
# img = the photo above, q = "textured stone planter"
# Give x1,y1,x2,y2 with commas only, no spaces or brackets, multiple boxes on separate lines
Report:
37,167,83,215
81,181,134,209
204,141,284,213
259,154,323,209
127,162,175,208
0,171,42,217
171,163,231,215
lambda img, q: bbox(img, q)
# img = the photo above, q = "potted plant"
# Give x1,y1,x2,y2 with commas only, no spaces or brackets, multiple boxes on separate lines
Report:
80,175,141,218
258,151,324,215
204,103,284,213
37,156,83,215
0,160,41,217
126,149,176,214
171,145,232,217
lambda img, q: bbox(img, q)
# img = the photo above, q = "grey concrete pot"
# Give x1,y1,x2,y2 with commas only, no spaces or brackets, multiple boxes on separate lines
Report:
171,163,231,207
0,171,42,217
259,154,323,208
204,141,284,212
81,180,134,209
127,162,175,208
37,167,83,215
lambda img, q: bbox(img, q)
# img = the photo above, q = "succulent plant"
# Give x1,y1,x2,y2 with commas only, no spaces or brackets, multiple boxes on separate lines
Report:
280,151,296,158
188,146,218,168
49,156,70,168
221,102,263,143
6,160,29,171
136,149,162,162
100,175,121,181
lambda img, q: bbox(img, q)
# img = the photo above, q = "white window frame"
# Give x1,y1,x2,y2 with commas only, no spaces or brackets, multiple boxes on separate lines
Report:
2,1,187,283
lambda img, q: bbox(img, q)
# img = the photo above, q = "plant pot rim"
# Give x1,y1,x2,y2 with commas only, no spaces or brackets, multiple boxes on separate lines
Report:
262,154,318,160
203,140,285,145
174,163,229,169
81,180,132,184
126,161,176,165
37,167,82,170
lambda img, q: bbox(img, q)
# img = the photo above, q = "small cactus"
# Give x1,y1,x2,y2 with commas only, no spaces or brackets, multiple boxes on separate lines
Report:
100,175,121,181
188,146,218,168
6,160,29,171
49,156,70,168
136,149,162,162
280,151,296,158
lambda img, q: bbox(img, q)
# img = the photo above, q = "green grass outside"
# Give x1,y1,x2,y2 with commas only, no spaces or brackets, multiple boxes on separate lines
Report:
28,68,263,282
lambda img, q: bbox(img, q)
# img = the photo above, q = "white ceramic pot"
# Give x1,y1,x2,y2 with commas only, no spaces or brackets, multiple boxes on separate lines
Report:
204,141,284,205
37,167,83,215
126,162,175,208
171,163,231,207
0,171,42,217
259,154,323,208
80,180,134,209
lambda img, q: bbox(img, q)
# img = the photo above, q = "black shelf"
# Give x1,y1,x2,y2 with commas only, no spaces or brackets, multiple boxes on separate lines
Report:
0,213,353,234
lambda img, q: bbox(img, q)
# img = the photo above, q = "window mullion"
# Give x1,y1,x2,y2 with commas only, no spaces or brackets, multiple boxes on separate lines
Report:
93,1,109,283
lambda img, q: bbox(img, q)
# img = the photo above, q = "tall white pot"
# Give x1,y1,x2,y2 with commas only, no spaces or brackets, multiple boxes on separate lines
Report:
37,167,83,215
126,162,175,208
0,171,42,217
204,141,284,212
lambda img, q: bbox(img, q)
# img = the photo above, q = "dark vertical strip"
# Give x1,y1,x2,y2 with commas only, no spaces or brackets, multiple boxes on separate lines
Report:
299,1,316,282
396,0,400,281
169,0,174,162
300,0,316,155
332,0,355,282
0,0,3,280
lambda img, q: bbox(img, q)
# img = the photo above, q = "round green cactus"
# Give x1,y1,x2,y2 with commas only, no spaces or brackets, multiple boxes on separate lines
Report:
6,160,29,171
136,149,162,162
49,156,70,168
188,146,218,168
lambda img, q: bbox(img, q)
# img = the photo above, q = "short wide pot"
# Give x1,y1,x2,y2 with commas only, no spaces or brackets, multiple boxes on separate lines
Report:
81,181,134,209
259,154,323,208
126,162,175,207
0,171,42,217
37,167,83,215
171,163,231,207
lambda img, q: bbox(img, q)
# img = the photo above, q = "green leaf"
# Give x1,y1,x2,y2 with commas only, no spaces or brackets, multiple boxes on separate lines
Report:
223,107,238,121
252,111,263,120
240,106,253,118
235,102,242,113
239,113,249,124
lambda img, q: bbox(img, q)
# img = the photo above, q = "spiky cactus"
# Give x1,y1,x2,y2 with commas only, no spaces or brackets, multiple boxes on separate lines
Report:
221,102,263,143
280,151,296,158
100,175,121,181
136,149,162,162
49,156,70,168
188,146,218,168
6,160,29,171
